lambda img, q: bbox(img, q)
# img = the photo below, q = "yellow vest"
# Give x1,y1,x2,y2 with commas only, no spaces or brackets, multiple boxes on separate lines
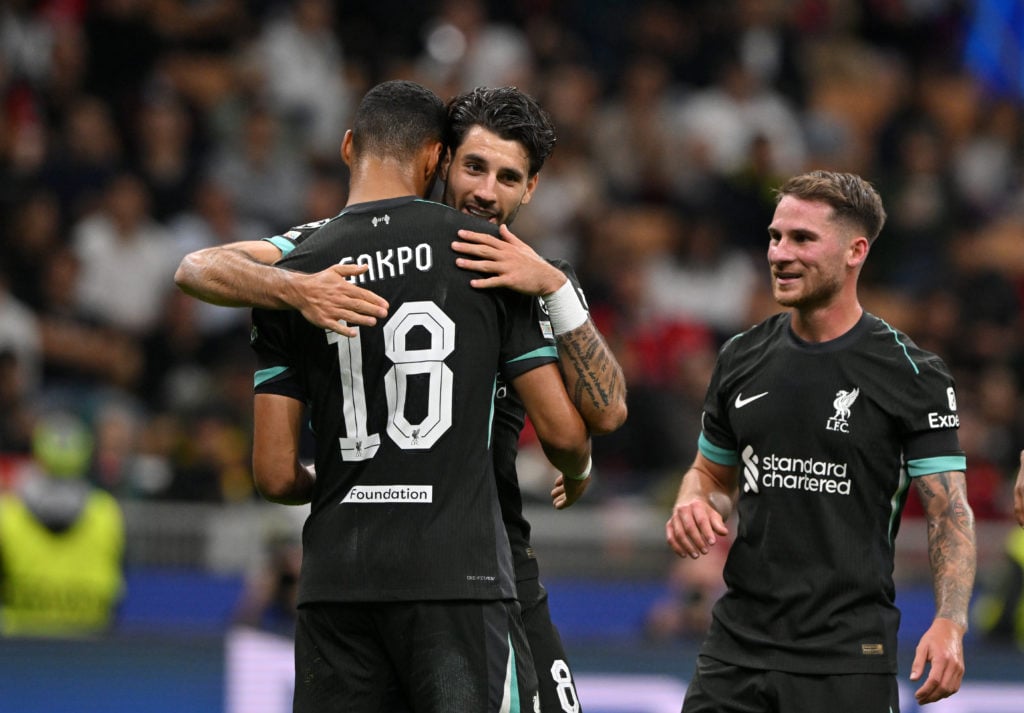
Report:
974,527,1024,648
0,489,125,636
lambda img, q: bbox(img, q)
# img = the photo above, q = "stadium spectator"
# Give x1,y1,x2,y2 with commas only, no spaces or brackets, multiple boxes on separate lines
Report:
70,171,180,336
973,527,1024,648
0,410,125,636
1016,451,1024,528
203,103,309,231
248,0,353,164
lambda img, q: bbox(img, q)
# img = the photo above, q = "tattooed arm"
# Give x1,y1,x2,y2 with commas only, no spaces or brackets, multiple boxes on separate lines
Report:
553,319,627,434
909,470,975,705
452,224,627,434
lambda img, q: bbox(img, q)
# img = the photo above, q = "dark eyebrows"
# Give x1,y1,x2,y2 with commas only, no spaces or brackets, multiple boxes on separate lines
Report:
768,226,819,241
461,152,525,182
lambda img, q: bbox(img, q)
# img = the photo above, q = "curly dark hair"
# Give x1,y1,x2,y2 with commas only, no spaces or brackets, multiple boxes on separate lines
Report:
445,86,557,177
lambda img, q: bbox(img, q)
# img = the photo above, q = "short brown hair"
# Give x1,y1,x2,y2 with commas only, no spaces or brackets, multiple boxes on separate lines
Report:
776,171,887,243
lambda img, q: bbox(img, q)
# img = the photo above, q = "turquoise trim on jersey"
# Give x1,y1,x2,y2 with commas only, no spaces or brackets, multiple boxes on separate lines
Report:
254,366,289,387
888,466,911,548
263,235,294,256
508,346,558,363
698,433,739,466
413,197,453,210
879,318,919,374
505,634,520,713
907,455,967,477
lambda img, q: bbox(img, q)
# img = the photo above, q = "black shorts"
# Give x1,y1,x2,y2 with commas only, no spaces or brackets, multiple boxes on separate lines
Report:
681,655,900,713
294,600,538,713
518,577,581,713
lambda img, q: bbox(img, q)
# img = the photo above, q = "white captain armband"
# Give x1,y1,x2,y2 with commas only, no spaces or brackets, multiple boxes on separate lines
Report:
542,280,588,335
567,456,593,482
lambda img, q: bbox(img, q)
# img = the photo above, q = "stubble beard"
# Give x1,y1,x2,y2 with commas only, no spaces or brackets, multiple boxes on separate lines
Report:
773,272,843,311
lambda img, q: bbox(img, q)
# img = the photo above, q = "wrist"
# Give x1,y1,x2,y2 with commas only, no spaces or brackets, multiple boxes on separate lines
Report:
566,456,593,481
541,280,588,335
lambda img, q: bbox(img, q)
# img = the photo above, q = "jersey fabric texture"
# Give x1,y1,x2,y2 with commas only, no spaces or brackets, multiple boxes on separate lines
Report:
697,311,966,675
251,196,557,605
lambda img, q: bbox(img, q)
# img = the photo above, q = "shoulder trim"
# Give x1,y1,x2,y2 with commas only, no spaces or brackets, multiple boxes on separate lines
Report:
877,317,919,375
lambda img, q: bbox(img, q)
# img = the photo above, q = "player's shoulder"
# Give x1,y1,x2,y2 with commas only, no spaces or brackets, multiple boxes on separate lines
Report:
414,198,501,235
267,216,337,254
860,312,951,377
720,312,788,357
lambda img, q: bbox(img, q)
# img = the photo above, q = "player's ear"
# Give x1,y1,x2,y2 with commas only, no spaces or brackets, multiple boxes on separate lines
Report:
520,173,539,206
439,147,453,182
847,235,869,269
424,141,443,180
340,130,355,167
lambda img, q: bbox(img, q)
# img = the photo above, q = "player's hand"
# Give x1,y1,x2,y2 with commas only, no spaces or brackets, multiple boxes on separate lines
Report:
288,264,389,336
910,617,965,704
453,225,566,296
552,473,589,509
666,497,730,560
1014,450,1024,527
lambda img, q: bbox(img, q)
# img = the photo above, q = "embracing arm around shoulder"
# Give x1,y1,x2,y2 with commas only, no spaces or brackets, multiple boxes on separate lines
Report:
452,225,627,434
909,469,975,705
174,241,387,336
513,363,593,508
252,393,315,505
666,452,738,560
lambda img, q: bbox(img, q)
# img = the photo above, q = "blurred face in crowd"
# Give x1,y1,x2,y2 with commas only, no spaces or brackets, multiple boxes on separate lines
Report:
441,126,538,226
767,195,864,311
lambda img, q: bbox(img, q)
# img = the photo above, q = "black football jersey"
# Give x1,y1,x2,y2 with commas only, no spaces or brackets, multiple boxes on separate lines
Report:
251,196,558,604
697,311,966,674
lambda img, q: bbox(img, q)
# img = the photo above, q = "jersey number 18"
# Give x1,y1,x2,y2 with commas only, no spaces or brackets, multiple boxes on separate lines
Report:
327,301,454,461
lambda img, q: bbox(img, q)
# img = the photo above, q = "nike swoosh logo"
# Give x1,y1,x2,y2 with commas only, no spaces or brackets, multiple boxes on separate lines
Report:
735,391,769,408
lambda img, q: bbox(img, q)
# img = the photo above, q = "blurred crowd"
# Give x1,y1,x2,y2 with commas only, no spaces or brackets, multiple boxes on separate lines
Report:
1,0,1023,523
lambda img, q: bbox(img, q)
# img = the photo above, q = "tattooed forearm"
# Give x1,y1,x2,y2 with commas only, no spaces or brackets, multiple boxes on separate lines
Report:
915,471,976,629
555,321,627,434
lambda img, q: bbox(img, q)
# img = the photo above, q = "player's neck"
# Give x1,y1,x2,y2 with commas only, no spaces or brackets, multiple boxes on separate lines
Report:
345,158,428,207
790,298,864,343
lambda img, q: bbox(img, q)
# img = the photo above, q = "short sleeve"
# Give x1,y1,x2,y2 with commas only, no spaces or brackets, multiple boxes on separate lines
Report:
251,308,305,401
498,291,558,383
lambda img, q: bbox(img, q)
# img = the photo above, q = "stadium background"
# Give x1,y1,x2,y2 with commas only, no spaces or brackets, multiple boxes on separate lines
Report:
2,0,1024,710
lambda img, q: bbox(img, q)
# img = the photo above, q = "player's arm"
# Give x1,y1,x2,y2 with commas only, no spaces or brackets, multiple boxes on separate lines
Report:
1015,450,1024,527
909,469,975,705
174,241,388,336
251,392,315,505
666,452,738,560
513,363,593,509
453,225,627,434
